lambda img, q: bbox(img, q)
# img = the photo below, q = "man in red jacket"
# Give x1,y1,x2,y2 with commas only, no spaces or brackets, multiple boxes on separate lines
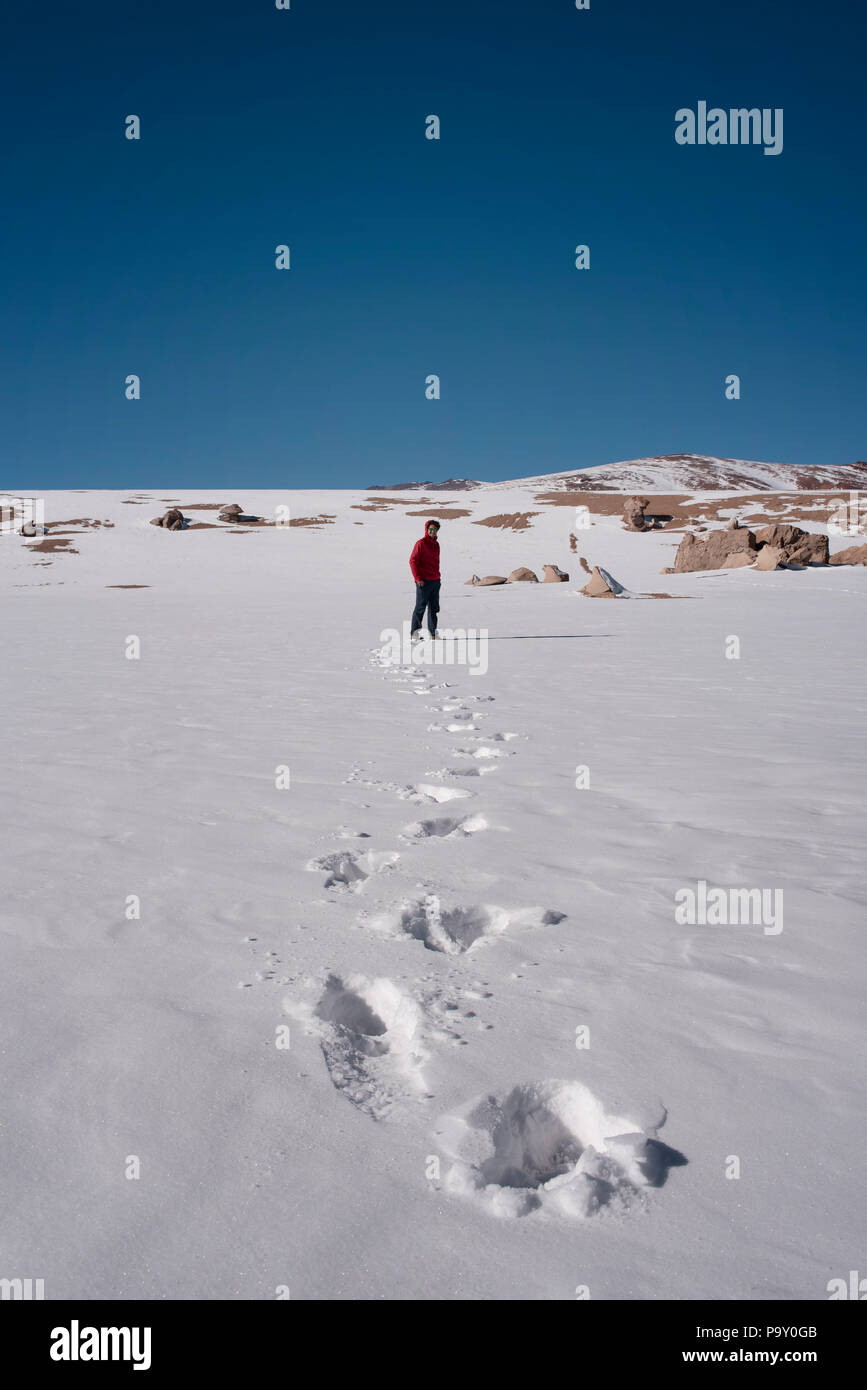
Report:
410,519,441,638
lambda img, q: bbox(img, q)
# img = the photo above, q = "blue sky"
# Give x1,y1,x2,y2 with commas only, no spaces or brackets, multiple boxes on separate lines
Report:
2,0,864,489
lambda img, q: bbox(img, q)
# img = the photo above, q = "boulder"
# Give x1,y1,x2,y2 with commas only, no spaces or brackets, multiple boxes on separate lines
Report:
755,523,802,549
151,508,186,531
222,509,265,523
830,543,867,565
726,517,740,530
754,522,829,565
755,545,785,571
785,533,829,565
673,528,757,573
542,564,569,582
622,496,649,532
508,567,538,582
470,575,508,586
580,566,624,598
219,504,258,523
722,552,755,568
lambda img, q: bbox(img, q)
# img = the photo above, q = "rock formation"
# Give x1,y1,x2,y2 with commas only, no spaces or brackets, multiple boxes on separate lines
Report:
622,496,649,532
508,567,538,582
830,543,867,565
673,528,757,573
754,545,785,571
580,566,624,598
674,518,833,573
755,524,829,565
783,534,829,565
542,564,569,582
150,508,186,531
219,503,265,524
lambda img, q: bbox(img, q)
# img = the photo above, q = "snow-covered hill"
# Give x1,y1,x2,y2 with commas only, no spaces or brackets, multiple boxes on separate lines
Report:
498,454,867,493
368,455,867,494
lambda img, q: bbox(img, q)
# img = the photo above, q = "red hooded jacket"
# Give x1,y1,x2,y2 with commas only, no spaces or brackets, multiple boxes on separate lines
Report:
410,525,441,582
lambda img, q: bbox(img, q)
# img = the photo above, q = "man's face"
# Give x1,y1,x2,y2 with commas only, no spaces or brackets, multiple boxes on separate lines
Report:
427,524,439,538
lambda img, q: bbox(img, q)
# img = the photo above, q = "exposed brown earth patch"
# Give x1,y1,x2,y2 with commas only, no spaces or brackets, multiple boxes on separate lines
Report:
363,498,421,506
534,490,854,532
288,515,336,527
173,502,231,510
406,508,472,520
473,512,539,530
26,537,79,553
107,584,151,589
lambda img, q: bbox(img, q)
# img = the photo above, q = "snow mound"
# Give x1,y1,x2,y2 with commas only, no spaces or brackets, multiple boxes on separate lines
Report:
439,1080,680,1218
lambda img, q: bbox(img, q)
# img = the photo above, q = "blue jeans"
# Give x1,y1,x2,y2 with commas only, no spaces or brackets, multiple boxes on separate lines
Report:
412,580,440,635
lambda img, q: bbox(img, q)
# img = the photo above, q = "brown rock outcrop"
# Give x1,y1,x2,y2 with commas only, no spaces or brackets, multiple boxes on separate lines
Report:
830,544,867,565
784,533,829,565
722,552,755,568
622,496,649,532
754,545,785,571
673,528,757,573
580,566,624,598
151,508,186,531
219,503,266,524
467,575,508,586
754,523,828,565
542,564,569,582
508,567,538,582
755,523,801,549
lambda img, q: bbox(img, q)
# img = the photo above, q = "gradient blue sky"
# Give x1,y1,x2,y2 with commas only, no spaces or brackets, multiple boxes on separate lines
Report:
3,0,864,489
